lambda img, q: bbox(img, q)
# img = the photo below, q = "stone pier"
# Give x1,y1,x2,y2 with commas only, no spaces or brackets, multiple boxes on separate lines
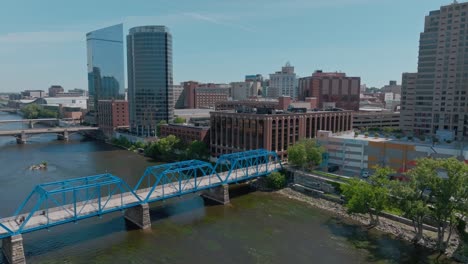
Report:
2,235,25,264
124,203,151,229
16,132,26,144
57,130,69,141
201,184,230,204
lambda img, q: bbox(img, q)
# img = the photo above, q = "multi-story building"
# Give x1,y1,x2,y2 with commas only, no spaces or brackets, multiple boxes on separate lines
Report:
97,100,129,138
400,73,417,133
86,24,125,114
298,70,360,111
159,124,209,144
210,109,353,159
231,81,262,100
172,84,184,109
183,82,229,109
268,63,298,99
194,86,229,108
353,111,400,129
48,85,64,97
21,90,46,98
214,96,317,112
400,2,468,140
127,26,174,136
317,130,468,176
381,80,401,94
182,81,199,109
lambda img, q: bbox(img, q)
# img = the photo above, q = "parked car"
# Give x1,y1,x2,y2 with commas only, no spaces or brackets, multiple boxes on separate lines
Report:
361,170,370,178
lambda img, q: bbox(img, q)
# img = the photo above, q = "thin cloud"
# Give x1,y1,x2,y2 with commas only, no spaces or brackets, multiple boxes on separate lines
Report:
183,12,256,33
0,31,83,44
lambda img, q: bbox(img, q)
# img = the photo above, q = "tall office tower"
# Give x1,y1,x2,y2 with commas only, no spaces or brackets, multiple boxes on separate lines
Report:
86,24,125,114
127,26,174,137
268,62,298,99
401,2,468,140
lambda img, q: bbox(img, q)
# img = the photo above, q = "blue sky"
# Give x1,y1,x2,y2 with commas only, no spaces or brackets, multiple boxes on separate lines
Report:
0,0,456,92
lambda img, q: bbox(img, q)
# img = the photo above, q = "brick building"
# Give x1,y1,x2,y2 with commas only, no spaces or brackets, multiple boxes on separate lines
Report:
48,85,64,97
353,111,400,129
215,96,316,112
210,110,353,159
298,70,360,111
159,124,209,144
183,82,230,109
97,100,129,138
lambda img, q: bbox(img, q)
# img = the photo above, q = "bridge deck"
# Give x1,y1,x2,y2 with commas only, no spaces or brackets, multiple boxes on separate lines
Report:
0,163,280,236
0,127,99,136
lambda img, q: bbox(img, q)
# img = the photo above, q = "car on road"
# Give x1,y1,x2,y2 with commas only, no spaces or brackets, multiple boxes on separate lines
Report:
361,170,369,178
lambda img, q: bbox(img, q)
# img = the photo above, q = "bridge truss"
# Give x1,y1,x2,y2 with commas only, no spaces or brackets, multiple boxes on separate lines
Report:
0,149,282,239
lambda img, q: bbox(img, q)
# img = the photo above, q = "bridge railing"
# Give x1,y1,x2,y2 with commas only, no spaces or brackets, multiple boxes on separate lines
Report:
1,149,283,238
134,160,220,203
214,149,282,183
7,174,141,236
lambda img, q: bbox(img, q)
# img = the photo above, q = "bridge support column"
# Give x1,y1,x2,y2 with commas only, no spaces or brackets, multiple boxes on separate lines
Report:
28,121,34,129
2,235,26,264
16,132,26,144
57,131,69,141
124,203,151,229
201,184,230,205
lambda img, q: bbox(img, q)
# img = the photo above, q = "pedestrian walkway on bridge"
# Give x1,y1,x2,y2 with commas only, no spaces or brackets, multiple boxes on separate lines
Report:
0,149,282,264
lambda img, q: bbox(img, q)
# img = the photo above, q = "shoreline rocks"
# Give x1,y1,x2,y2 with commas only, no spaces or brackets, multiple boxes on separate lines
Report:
275,187,462,259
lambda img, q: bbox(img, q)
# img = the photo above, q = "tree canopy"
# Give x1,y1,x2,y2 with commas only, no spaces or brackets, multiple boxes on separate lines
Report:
21,104,58,119
342,166,393,225
287,138,324,168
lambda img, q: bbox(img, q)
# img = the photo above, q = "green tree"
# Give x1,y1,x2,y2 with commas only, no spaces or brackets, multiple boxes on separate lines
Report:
301,139,324,167
342,167,392,225
287,144,307,167
266,172,286,189
392,158,438,243
429,158,468,251
187,140,210,160
173,116,186,124
287,139,324,169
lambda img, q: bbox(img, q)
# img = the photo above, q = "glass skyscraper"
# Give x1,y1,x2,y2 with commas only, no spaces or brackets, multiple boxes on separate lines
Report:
86,24,125,113
127,26,174,137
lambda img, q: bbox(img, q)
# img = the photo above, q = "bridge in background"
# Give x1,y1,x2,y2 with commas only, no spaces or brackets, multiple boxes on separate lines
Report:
0,126,99,144
0,149,282,264
0,118,92,144
0,108,18,114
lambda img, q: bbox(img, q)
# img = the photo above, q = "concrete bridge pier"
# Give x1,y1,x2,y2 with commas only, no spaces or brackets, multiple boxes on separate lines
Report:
57,131,69,141
16,132,26,144
2,235,26,264
28,121,34,129
201,184,230,204
124,203,151,229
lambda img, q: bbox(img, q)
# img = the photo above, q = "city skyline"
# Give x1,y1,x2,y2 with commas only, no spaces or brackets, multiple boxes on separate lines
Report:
0,0,459,92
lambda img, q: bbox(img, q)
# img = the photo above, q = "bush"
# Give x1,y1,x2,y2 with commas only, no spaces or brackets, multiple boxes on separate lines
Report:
395,134,402,139
266,172,286,189
364,132,369,137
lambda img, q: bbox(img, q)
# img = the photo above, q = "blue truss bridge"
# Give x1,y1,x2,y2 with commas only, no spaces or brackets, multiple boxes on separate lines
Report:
0,149,282,242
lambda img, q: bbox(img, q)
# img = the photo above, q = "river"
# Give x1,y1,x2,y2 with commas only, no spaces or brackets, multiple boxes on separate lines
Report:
0,112,454,263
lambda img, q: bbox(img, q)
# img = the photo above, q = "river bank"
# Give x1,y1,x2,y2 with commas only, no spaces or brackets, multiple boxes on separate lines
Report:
275,186,466,262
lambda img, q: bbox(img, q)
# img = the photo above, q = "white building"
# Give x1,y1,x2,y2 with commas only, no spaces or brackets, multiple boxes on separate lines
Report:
268,62,298,99
230,81,262,100
40,97,88,109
